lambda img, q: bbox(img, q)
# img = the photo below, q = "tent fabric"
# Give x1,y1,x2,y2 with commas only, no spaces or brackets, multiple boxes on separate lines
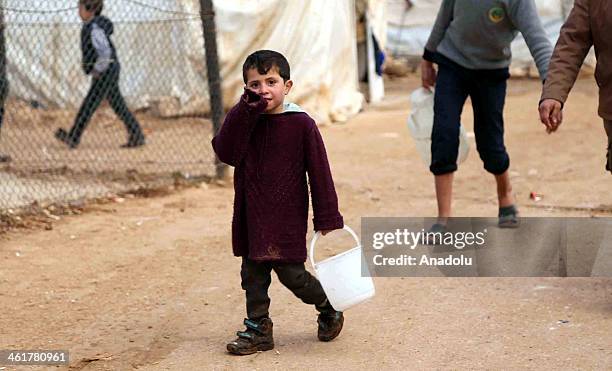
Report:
3,0,363,124
386,0,595,72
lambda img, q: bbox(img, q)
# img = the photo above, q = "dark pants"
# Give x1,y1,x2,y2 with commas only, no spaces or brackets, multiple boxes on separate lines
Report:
241,258,329,320
0,78,7,131
605,120,612,145
67,64,143,144
430,55,510,175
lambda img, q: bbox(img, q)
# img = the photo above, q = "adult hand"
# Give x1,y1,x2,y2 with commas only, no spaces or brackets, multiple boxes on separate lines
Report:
421,59,436,90
538,99,563,133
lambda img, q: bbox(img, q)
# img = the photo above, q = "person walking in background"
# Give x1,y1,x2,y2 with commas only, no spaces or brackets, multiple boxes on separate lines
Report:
421,0,552,229
55,0,145,149
539,0,612,174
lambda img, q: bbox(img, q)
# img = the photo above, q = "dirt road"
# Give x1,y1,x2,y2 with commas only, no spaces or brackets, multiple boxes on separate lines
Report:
1,76,610,370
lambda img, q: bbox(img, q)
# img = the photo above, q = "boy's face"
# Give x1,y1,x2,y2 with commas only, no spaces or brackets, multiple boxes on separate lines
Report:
245,67,293,114
78,3,94,21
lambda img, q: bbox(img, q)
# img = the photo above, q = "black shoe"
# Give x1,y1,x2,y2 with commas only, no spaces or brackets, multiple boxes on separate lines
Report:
226,318,274,355
499,205,520,228
121,134,145,148
424,223,448,245
54,128,78,148
317,310,344,342
0,153,10,163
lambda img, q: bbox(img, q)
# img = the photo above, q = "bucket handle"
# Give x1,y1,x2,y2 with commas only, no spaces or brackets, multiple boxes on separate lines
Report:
309,225,361,269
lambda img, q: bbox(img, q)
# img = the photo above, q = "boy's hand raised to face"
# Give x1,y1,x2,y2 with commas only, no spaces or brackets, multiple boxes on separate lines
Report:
243,87,268,109
538,99,563,134
421,59,437,90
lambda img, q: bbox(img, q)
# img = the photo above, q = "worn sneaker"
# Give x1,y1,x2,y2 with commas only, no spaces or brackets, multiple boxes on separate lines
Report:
424,223,448,245
226,318,274,355
498,205,520,228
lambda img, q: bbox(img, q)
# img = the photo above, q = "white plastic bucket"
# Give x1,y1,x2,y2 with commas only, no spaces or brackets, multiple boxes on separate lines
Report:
406,87,470,166
309,225,375,311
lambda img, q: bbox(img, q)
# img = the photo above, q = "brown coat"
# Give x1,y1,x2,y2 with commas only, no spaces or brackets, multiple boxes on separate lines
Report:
541,0,612,120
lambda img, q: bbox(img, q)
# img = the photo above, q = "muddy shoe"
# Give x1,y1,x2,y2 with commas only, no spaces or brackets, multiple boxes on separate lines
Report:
498,205,519,228
317,311,344,342
226,318,274,355
317,310,344,342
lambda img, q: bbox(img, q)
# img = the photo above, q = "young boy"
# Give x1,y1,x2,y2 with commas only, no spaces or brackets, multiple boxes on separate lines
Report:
421,0,552,229
212,50,345,355
55,0,145,149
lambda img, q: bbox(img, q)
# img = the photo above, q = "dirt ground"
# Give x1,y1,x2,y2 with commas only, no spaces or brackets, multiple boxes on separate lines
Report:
0,103,216,209
1,76,610,370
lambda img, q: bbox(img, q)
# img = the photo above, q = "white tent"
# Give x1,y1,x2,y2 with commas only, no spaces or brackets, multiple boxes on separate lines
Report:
3,0,364,124
386,0,594,76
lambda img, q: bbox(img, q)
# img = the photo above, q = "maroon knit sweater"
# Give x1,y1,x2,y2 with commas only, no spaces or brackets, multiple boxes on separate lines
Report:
212,90,344,263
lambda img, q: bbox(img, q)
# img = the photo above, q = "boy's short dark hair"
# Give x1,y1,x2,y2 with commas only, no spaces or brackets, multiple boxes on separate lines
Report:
80,0,104,15
242,50,290,83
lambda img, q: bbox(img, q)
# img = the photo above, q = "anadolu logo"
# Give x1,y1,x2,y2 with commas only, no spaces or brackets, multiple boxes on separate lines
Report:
488,6,505,23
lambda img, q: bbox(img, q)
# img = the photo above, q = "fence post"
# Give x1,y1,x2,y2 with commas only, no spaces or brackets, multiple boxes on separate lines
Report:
0,0,8,129
199,0,226,179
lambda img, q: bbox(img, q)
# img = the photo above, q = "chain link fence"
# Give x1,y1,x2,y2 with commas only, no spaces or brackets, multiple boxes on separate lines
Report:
0,0,217,212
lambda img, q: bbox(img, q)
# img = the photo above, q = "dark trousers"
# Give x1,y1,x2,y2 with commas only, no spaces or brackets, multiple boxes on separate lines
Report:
241,258,329,320
605,120,612,145
430,55,510,175
0,78,7,131
68,64,143,144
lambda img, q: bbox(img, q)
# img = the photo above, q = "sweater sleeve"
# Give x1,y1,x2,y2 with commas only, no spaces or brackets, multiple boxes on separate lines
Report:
304,122,344,232
423,0,455,61
541,0,592,105
508,0,553,80
211,89,267,167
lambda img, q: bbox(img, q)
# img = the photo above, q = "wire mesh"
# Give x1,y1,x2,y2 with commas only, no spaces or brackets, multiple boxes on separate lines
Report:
0,0,216,211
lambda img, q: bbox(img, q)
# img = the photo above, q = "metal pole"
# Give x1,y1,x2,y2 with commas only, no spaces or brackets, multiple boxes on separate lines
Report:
199,0,226,179
0,0,11,163
0,0,8,129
